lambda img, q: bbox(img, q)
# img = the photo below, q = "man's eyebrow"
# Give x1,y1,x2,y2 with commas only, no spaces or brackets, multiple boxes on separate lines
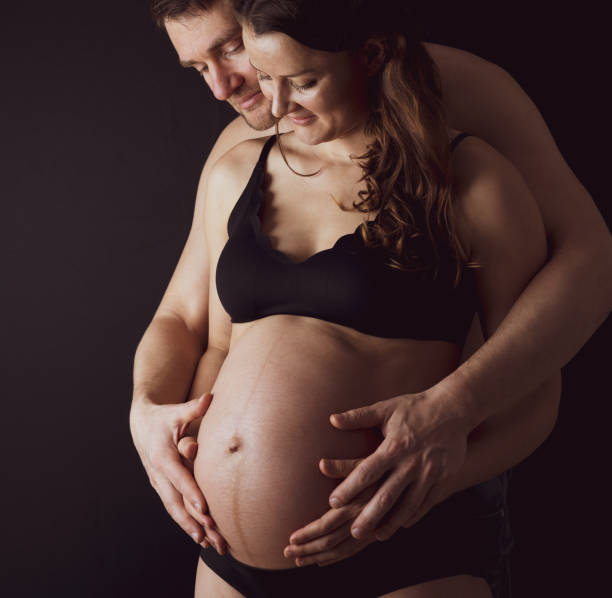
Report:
179,27,242,67
249,60,314,78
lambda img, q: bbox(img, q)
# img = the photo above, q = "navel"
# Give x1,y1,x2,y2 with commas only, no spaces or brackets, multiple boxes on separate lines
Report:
226,434,242,454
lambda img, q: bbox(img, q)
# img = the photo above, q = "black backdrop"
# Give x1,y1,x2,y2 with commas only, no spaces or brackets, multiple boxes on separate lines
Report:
2,1,609,596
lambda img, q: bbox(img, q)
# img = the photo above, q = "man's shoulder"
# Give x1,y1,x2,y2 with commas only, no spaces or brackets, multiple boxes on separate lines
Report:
213,117,274,156
424,42,502,73
424,41,512,97
200,117,274,183
213,135,271,174
206,136,272,215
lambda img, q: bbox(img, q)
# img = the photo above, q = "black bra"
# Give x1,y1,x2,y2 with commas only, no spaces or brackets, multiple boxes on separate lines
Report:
215,133,477,344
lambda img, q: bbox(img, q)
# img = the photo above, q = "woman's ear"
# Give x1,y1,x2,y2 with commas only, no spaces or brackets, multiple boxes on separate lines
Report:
360,38,386,76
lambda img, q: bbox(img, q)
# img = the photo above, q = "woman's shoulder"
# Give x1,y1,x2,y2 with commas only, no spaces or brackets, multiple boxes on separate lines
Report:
449,132,527,201
449,133,544,255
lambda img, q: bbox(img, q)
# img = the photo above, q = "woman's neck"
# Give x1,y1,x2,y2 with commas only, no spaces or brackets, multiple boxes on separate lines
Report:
310,122,371,167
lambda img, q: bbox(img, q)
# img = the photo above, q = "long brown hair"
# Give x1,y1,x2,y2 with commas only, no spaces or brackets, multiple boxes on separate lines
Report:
233,0,469,278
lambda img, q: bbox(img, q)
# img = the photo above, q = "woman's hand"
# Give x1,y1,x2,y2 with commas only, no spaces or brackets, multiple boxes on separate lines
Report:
284,463,377,566
129,392,227,553
324,389,469,541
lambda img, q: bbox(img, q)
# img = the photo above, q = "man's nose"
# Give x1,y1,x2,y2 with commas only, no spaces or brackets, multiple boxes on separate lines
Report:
208,65,244,101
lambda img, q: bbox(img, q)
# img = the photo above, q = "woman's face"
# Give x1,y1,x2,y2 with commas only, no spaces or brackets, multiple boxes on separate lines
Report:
242,26,371,145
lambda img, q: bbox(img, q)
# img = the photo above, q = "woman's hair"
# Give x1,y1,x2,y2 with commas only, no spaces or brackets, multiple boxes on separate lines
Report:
233,0,470,278
150,0,219,28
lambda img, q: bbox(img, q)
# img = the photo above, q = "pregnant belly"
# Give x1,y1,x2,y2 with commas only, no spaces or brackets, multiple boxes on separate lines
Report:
193,317,456,569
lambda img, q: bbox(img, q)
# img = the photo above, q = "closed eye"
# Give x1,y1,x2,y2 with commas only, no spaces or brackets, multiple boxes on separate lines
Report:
223,41,244,58
291,80,316,92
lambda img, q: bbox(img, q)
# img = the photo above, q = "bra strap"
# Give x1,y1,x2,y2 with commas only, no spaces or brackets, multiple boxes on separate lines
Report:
450,132,472,152
257,134,278,165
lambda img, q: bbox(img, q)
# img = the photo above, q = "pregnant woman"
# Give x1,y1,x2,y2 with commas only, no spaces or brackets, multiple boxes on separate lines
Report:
187,1,549,596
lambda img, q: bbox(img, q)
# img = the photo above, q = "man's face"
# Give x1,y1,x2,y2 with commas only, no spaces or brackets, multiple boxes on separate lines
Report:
164,1,274,130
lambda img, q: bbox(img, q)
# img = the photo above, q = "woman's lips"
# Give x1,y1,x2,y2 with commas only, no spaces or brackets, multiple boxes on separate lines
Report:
237,91,263,110
289,114,316,126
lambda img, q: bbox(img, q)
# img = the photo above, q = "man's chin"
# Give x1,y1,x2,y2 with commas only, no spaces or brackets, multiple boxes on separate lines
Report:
230,96,275,131
240,110,277,131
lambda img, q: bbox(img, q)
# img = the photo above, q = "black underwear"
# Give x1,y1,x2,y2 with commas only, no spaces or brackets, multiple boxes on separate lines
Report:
199,471,514,597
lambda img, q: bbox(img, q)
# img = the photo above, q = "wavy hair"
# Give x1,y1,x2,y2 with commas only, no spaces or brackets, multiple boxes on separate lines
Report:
233,0,470,279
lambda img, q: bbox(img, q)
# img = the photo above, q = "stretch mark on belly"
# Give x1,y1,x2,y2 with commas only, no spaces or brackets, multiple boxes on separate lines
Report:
228,331,285,562
228,329,284,438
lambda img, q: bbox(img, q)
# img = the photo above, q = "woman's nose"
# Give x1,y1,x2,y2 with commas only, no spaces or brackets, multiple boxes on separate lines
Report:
271,87,291,119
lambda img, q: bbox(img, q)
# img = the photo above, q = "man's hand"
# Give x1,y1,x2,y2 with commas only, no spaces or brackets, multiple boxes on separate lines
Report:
129,392,227,553
284,451,451,566
325,390,469,542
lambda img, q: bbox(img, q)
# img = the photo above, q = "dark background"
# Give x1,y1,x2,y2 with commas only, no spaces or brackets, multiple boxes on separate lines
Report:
2,1,609,596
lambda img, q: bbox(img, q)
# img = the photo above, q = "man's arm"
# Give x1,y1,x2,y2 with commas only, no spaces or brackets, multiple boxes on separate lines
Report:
284,373,560,566
307,42,612,538
129,116,266,549
428,42,612,419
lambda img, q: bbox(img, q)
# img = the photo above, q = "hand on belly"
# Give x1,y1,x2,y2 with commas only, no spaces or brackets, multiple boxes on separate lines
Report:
192,316,456,568
192,325,382,568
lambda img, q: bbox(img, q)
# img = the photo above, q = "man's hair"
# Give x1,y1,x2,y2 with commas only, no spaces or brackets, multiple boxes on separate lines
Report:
150,0,220,28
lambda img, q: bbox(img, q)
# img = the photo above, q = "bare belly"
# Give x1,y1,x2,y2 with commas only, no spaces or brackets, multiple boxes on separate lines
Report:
194,315,458,568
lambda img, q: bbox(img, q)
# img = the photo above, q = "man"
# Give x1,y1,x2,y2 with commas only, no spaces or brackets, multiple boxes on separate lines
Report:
130,0,611,570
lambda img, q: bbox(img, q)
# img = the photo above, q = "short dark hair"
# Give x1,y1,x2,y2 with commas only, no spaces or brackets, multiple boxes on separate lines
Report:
150,0,221,28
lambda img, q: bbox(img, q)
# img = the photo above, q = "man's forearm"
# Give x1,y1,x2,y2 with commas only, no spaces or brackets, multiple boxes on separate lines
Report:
132,313,205,407
443,373,561,499
444,245,611,429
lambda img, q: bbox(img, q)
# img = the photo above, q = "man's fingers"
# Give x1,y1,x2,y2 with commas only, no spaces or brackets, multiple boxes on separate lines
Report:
183,498,228,554
328,449,389,508
154,476,205,544
400,484,442,530
183,496,215,529
375,476,434,541
319,458,362,479
329,401,387,431
176,393,214,434
349,467,414,538
178,436,198,463
161,452,208,518
202,525,227,554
